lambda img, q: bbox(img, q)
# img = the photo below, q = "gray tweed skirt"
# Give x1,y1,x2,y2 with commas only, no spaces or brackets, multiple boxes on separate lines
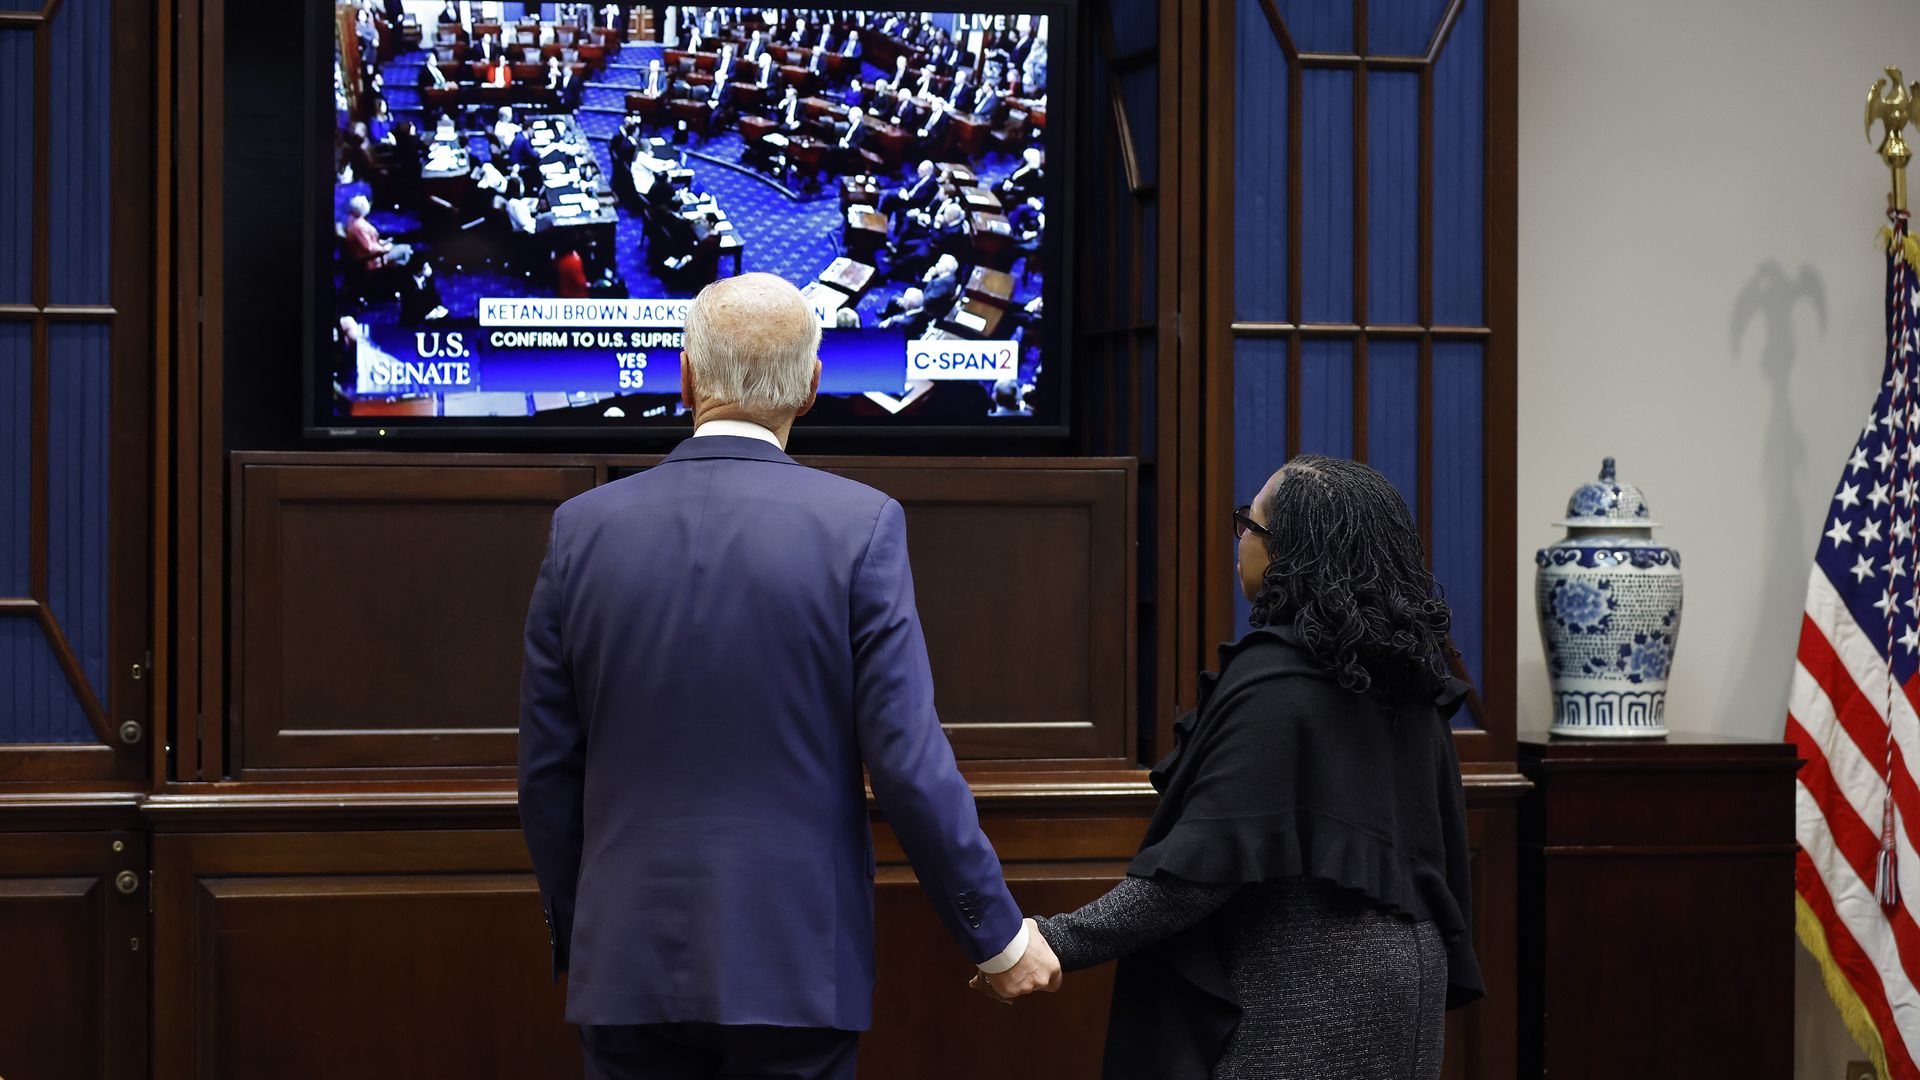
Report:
1212,878,1447,1079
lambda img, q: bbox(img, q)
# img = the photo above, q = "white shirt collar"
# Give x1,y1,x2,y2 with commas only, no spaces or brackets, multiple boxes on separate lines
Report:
693,419,782,448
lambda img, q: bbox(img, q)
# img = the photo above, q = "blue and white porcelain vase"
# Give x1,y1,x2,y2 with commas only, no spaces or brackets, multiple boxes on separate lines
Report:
1535,458,1682,737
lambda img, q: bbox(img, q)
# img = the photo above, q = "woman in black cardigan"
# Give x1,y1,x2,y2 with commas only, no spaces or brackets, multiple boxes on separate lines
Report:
977,455,1483,1079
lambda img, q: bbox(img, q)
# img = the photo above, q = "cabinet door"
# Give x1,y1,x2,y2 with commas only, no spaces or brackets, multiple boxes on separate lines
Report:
152,827,576,1080
0,830,148,1080
233,463,595,776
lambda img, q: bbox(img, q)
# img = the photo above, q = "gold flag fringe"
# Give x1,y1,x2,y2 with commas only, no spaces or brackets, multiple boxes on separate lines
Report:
1876,225,1920,271
1798,893,1892,1080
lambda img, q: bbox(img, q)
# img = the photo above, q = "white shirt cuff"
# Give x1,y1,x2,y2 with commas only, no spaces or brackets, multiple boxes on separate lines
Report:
975,922,1029,974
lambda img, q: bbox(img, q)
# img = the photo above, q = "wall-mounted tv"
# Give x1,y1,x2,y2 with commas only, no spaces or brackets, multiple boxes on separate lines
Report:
311,1,1071,439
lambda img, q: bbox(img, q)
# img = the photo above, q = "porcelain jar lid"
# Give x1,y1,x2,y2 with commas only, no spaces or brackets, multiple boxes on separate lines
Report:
1555,457,1660,528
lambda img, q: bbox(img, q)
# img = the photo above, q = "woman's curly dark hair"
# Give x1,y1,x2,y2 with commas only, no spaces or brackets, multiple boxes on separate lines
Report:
1247,455,1458,699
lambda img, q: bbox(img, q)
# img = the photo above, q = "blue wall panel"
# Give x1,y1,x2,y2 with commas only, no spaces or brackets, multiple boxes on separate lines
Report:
1110,0,1157,63
1297,339,1354,459
1,619,96,743
1233,338,1289,631
1431,0,1484,327
1368,0,1452,56
1367,340,1420,516
1274,0,1352,53
0,324,27,598
49,0,113,305
47,324,111,708
1432,342,1484,693
1367,72,1419,325
0,28,31,305
1233,0,1288,322
1300,70,1354,324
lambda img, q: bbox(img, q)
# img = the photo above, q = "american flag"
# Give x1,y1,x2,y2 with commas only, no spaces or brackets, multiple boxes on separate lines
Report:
1790,208,1920,1080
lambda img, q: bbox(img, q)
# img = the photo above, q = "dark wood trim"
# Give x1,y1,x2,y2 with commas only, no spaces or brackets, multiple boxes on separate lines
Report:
0,745,124,784
111,0,156,780
172,0,204,783
1202,0,1238,659
199,0,227,783
0,597,36,613
1351,0,1368,463
150,0,175,793
1478,0,1518,760
1159,0,1203,749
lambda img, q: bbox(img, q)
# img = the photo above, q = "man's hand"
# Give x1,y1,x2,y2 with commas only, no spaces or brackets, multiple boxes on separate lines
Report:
969,918,1062,1004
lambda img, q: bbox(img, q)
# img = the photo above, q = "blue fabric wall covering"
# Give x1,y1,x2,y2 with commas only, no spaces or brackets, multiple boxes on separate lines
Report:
0,28,32,304
1297,339,1354,459
1232,338,1289,628
1430,0,1484,326
1367,339,1420,515
1137,201,1159,326
1,619,96,743
1110,0,1157,62
47,324,111,707
1300,70,1354,324
1273,0,1352,53
1432,342,1485,691
1367,71,1419,325
1367,0,1453,56
50,0,112,305
0,324,28,598
1233,0,1288,323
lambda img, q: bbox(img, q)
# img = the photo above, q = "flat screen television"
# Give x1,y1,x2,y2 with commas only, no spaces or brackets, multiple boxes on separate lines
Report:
311,1,1071,439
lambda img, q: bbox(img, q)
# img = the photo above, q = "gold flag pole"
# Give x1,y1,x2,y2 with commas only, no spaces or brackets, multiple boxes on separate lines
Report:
1868,68,1917,213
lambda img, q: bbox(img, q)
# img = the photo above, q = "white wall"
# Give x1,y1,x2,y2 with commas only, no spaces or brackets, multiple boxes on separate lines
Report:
1518,1,1920,1076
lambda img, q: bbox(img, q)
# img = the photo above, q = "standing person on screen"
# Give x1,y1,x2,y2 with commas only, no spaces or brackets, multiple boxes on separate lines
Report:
978,456,1483,1080
519,273,1061,1080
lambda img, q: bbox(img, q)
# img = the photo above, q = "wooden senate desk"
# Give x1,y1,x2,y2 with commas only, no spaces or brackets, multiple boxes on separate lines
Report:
818,256,877,297
1517,733,1800,1080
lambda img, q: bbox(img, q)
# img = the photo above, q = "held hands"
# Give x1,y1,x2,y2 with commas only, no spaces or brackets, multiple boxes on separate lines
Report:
969,918,1063,1005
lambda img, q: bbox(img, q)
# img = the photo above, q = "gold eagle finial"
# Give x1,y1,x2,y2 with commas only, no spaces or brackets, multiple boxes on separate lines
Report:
1868,69,1917,212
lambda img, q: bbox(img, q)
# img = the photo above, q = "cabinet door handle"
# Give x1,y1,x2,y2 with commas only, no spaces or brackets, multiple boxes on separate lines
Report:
114,870,140,896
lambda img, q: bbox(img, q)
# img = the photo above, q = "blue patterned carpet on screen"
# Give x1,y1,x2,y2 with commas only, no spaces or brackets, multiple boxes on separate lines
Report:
344,45,1041,333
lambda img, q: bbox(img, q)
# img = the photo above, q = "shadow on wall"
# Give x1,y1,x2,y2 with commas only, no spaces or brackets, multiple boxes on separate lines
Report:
1730,260,1827,715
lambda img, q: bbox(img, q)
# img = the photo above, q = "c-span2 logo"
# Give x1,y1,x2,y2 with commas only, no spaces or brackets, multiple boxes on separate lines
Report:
906,341,1019,381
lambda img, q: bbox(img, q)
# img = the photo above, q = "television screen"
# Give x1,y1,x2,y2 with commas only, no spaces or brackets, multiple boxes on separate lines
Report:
315,2,1067,438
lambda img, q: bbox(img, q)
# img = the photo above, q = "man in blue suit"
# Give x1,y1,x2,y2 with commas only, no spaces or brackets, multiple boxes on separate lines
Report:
520,273,1062,1080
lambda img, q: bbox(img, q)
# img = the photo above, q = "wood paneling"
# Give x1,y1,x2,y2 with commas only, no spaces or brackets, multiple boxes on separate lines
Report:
1518,736,1799,1080
152,827,575,1080
231,455,1134,772
0,830,149,1080
820,461,1135,762
866,869,1126,1080
232,463,595,775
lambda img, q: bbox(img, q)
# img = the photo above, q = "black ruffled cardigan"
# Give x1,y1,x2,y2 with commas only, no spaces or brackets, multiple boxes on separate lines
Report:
1099,626,1484,1079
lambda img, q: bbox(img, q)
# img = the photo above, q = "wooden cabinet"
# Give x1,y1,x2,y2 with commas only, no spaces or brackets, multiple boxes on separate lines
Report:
0,816,149,1080
1517,735,1801,1080
232,463,597,776
150,819,577,1079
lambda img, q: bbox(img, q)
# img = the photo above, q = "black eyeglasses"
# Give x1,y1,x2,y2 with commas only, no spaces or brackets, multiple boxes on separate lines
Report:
1233,505,1270,540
